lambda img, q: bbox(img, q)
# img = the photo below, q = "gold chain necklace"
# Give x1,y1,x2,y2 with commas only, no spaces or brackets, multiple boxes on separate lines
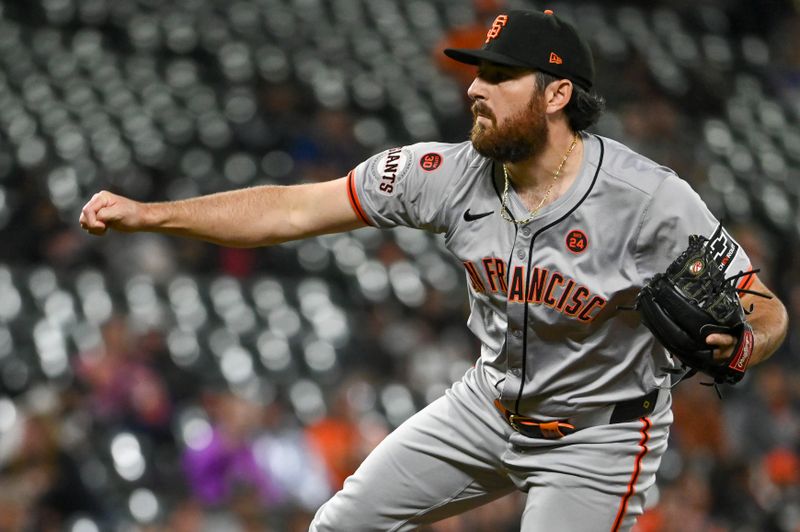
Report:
500,134,579,226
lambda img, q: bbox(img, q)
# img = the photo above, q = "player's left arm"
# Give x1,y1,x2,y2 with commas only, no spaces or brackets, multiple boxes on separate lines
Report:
706,274,788,365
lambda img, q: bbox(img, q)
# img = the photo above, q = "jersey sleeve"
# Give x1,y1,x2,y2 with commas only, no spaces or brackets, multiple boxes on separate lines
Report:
346,142,469,233
634,173,755,290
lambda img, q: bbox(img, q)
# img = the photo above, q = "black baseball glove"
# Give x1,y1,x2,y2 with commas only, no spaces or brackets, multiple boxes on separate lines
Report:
632,235,769,385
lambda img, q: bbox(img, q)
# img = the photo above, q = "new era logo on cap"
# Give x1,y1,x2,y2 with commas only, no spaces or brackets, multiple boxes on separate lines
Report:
549,52,563,64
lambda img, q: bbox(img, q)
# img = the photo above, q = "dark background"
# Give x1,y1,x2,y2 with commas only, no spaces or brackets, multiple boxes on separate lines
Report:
0,0,799,530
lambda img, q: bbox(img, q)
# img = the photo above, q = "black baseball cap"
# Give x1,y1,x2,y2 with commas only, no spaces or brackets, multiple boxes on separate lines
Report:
444,9,595,91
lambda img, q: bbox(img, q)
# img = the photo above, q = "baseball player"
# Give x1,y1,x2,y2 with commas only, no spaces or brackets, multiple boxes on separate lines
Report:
80,9,789,532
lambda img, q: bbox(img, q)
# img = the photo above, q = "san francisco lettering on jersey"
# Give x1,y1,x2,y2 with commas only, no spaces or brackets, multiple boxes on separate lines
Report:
463,258,607,322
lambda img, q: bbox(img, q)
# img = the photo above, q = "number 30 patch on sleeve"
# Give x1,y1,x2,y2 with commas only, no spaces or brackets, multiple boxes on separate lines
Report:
707,224,739,272
370,147,412,196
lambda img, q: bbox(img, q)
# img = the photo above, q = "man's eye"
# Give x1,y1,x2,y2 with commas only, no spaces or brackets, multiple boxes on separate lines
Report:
480,71,509,83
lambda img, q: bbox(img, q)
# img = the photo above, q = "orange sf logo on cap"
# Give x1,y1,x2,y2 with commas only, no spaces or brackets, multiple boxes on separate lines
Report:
485,15,508,43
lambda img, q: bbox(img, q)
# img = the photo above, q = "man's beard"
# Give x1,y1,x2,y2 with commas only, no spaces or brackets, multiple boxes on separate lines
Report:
470,92,548,163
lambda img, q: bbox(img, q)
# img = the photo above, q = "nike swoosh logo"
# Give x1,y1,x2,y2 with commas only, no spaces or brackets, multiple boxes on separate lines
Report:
463,209,494,222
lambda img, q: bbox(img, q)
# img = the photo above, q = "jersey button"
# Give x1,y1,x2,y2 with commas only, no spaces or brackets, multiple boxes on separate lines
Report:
510,368,522,377
521,227,531,236
516,250,526,260
510,328,523,338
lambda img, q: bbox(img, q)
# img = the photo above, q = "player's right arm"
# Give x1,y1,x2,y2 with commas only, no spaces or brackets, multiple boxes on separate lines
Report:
79,176,366,247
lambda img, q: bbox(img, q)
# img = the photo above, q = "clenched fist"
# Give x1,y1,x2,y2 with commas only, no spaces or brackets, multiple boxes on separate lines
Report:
79,191,147,235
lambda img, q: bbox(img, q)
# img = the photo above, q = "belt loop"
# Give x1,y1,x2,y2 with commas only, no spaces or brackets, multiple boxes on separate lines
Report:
609,389,661,424
538,421,576,438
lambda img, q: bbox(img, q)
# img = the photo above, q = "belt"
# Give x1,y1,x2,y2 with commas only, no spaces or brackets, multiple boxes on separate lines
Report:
493,388,668,440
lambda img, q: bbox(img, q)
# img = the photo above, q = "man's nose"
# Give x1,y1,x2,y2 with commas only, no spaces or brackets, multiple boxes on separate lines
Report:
467,76,487,101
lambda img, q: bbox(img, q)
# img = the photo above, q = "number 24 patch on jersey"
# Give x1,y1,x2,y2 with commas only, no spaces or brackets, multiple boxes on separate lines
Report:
566,230,588,254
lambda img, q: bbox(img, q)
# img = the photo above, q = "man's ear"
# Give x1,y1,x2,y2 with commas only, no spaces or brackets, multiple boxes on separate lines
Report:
545,79,573,114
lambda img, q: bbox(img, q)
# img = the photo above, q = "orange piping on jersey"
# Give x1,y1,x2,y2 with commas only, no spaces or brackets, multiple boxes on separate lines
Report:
508,266,526,302
463,261,487,293
543,271,565,307
611,417,651,532
346,170,372,226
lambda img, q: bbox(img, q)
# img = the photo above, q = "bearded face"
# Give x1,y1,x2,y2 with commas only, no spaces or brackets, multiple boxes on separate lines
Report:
470,88,549,163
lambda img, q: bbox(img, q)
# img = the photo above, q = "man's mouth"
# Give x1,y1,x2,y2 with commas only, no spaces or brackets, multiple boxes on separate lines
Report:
471,103,494,121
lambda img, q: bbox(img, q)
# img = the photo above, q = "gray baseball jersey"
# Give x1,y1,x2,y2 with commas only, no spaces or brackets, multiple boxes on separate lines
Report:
346,132,752,417
312,132,754,531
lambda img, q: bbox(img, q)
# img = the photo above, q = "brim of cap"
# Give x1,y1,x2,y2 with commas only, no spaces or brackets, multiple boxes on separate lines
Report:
443,48,530,68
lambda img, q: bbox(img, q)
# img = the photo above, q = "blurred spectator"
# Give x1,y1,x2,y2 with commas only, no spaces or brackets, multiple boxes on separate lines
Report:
182,391,281,508
253,400,332,513
0,412,104,530
724,364,800,459
670,382,730,458
754,449,800,530
306,379,370,491
635,471,722,532
75,315,173,439
164,498,205,532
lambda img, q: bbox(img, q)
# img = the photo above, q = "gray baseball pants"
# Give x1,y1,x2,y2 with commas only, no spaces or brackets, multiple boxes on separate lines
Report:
310,362,671,531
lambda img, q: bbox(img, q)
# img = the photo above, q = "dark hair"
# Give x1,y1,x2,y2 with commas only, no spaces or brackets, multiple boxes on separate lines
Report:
535,72,605,132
